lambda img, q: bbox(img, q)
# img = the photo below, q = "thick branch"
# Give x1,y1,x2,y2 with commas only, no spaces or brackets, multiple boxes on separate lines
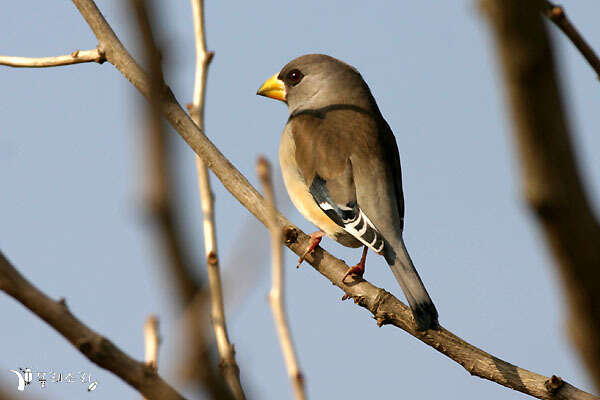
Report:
257,158,306,400
0,48,105,67
5,0,586,398
188,1,244,398
482,0,600,391
542,1,600,80
0,251,187,400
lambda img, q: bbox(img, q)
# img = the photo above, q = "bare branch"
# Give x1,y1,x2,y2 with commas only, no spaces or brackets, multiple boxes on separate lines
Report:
143,315,160,400
132,1,235,398
257,157,306,400
0,48,105,68
481,0,600,391
144,315,160,370
542,1,600,80
0,251,187,400
187,1,244,398
2,0,589,398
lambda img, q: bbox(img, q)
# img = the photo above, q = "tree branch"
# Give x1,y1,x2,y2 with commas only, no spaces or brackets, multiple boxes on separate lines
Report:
0,48,105,67
144,315,160,370
257,157,306,400
143,315,160,400
542,1,600,80
1,0,593,398
0,251,187,400
187,1,245,398
131,1,234,398
481,0,600,392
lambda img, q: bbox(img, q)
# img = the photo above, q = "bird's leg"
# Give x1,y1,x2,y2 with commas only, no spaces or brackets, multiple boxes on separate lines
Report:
342,246,368,283
297,231,325,268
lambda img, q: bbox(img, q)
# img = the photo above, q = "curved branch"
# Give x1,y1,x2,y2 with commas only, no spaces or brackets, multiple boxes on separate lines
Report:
0,48,105,68
482,0,600,391
0,251,187,400
542,1,600,80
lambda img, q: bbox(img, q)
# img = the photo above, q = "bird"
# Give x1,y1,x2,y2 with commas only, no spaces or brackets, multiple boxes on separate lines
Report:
257,54,438,331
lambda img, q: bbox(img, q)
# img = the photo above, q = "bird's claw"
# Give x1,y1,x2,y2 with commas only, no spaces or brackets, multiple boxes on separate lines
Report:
342,264,365,283
297,231,325,268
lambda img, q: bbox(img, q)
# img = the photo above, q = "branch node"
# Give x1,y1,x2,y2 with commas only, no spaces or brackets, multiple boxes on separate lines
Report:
206,51,215,64
547,5,565,22
545,375,564,394
371,288,392,315
58,297,68,309
97,46,106,64
294,371,305,386
206,251,218,266
77,338,93,355
283,226,298,244
143,363,158,377
71,49,80,58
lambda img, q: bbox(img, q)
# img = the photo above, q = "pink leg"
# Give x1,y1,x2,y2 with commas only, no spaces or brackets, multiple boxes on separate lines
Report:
297,231,325,268
342,246,368,283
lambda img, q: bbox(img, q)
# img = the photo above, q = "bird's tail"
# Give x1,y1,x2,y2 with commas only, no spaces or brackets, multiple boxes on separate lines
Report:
385,237,438,331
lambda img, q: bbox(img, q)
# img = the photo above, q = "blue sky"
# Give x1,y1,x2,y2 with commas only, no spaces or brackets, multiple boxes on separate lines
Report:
1,1,599,399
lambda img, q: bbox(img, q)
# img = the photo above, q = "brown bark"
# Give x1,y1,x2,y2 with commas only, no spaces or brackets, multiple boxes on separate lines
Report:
482,0,600,391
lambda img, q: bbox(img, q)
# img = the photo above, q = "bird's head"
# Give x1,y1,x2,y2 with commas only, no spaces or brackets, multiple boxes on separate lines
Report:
257,54,374,114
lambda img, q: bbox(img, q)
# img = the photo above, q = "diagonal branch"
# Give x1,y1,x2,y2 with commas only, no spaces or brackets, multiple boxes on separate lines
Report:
482,0,600,391
187,1,245,398
257,157,306,400
2,0,593,398
0,251,187,400
542,1,600,80
0,48,105,68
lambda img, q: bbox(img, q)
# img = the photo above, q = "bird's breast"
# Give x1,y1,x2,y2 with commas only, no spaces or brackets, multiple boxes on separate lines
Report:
279,127,360,248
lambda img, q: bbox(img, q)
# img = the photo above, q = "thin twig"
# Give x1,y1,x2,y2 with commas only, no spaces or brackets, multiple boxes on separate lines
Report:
0,48,105,67
482,0,600,391
132,1,234,398
0,251,187,400
143,315,160,400
144,315,160,370
257,157,306,400
188,1,244,399
542,1,600,80
6,0,594,398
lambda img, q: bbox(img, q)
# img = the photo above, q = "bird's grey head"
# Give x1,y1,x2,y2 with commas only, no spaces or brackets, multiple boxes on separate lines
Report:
257,54,375,114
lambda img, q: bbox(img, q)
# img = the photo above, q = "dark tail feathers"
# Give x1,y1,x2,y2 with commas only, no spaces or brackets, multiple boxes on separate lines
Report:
384,238,439,331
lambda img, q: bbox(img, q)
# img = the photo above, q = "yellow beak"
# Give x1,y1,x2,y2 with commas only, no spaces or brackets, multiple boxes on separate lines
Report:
257,73,286,102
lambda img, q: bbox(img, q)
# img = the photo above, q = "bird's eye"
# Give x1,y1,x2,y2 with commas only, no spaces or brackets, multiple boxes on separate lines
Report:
286,69,303,85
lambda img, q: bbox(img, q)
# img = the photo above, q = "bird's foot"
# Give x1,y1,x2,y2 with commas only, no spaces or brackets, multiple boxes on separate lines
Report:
297,231,325,268
342,246,368,283
342,263,365,283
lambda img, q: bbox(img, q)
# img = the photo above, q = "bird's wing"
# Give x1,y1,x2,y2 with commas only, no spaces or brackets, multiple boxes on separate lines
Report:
288,106,404,253
289,106,437,330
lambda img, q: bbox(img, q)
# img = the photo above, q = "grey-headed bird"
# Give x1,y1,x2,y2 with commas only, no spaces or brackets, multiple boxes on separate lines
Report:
257,54,438,330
